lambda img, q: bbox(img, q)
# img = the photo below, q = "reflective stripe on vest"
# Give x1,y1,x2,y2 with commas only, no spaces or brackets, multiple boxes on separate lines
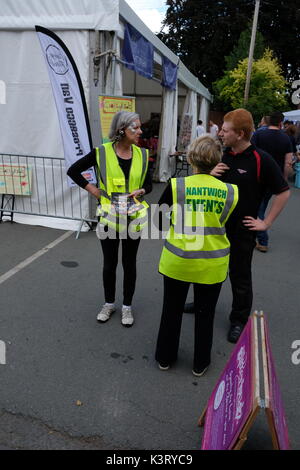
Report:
159,175,238,284
164,240,230,259
97,144,148,191
98,145,107,187
95,144,148,232
174,177,232,235
219,183,235,224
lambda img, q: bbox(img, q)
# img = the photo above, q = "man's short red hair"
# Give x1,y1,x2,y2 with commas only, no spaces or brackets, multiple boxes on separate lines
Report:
224,108,254,141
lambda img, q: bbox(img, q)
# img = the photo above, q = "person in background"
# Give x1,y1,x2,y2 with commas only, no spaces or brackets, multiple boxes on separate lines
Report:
67,111,152,327
184,109,290,344
284,123,297,155
196,119,205,137
155,136,238,376
256,115,270,131
209,120,219,139
251,111,293,252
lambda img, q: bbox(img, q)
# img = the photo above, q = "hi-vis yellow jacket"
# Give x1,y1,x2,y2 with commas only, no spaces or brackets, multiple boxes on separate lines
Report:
95,142,149,233
159,174,238,284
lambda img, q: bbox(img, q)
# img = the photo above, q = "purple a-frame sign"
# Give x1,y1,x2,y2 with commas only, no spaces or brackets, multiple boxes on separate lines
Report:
199,312,291,450
200,317,258,450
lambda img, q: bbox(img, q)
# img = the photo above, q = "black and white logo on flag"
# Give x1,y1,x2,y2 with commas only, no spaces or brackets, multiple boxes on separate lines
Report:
36,26,96,186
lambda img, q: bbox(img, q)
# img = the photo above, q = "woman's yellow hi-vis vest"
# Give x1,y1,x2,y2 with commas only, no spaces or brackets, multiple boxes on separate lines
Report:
159,174,238,284
95,142,149,233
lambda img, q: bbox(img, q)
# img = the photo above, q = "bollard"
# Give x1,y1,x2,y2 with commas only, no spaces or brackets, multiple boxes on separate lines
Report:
295,162,300,188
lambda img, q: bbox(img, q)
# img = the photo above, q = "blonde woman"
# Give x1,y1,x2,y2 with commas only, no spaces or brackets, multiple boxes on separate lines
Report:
155,136,238,376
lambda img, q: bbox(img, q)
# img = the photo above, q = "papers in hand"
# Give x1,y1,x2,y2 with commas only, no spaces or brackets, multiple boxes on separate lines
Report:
111,192,143,215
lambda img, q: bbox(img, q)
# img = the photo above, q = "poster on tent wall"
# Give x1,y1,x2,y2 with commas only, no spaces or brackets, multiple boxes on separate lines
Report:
36,26,96,186
99,95,136,143
177,114,193,152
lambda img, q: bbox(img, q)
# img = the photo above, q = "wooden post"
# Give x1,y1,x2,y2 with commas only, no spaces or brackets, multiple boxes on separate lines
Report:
244,0,261,104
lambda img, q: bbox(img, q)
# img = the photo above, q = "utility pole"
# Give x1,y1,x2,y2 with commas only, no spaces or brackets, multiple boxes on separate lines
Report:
244,0,261,104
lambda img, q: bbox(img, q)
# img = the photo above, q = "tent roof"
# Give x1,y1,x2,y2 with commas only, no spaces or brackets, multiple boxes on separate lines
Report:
0,0,212,101
0,0,119,31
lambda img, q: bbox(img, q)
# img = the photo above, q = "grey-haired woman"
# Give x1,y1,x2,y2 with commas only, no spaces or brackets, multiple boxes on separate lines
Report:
67,111,152,327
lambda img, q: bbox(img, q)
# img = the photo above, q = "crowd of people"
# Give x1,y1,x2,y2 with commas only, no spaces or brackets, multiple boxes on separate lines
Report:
67,107,291,376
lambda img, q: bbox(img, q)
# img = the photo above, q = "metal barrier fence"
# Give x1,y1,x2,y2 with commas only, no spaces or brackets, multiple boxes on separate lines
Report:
0,153,97,236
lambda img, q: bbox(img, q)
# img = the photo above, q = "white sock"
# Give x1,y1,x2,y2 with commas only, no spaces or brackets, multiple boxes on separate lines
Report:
122,304,131,309
105,302,115,308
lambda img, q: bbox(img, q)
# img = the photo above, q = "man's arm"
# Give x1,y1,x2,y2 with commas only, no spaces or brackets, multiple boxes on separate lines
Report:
284,152,293,181
243,189,290,231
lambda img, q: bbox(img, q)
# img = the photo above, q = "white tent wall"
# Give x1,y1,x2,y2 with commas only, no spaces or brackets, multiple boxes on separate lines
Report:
153,86,178,183
0,0,119,231
1,30,90,158
0,29,92,231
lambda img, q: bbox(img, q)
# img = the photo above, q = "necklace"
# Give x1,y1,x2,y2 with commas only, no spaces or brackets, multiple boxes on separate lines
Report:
114,143,132,159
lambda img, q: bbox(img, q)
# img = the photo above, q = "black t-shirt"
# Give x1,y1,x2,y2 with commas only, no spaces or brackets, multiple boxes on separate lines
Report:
159,144,289,228
67,148,152,194
221,144,289,227
251,129,292,172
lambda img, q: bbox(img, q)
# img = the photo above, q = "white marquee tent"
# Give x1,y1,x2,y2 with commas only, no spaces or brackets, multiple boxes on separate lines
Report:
283,110,300,121
0,0,212,230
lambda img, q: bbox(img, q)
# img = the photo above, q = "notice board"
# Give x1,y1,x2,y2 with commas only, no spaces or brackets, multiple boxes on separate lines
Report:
99,95,135,143
0,164,32,196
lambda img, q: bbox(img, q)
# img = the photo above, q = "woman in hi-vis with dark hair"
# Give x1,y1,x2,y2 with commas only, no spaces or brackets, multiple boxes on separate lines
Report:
67,111,152,327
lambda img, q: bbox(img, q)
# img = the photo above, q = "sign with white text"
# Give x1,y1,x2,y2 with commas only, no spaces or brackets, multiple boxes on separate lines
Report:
36,26,96,186
199,312,290,450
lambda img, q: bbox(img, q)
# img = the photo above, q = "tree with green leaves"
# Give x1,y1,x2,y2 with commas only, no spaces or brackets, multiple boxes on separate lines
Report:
159,0,300,89
224,25,265,71
213,49,289,123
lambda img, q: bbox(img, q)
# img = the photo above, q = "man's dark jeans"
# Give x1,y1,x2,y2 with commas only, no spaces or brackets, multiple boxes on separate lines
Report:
227,224,256,326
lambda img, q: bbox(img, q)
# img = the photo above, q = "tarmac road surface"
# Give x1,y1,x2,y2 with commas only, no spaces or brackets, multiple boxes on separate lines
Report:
0,183,299,450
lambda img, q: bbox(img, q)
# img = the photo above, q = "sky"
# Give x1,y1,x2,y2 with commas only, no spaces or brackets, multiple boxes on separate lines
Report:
125,0,168,34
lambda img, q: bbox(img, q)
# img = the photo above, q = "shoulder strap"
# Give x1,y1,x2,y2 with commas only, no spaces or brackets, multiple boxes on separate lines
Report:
97,144,107,187
253,149,261,182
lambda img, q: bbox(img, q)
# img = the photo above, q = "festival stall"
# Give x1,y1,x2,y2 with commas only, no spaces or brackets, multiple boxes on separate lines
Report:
0,0,212,230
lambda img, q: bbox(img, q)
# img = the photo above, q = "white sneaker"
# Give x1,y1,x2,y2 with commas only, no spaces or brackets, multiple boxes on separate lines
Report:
121,306,134,327
97,304,115,322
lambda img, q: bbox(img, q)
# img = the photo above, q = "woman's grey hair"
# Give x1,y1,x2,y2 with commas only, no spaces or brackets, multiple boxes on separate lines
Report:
109,111,140,141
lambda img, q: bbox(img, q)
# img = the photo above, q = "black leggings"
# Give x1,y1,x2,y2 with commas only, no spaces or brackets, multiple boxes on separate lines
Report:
155,276,222,370
100,236,141,306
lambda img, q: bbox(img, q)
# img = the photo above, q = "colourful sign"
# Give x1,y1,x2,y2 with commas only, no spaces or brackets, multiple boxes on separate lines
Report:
0,164,32,195
99,95,135,143
201,318,255,450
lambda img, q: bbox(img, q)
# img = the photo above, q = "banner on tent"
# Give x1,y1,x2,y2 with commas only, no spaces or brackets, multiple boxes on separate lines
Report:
161,56,178,91
177,114,193,152
99,95,135,143
36,26,96,186
199,312,290,450
122,23,154,80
